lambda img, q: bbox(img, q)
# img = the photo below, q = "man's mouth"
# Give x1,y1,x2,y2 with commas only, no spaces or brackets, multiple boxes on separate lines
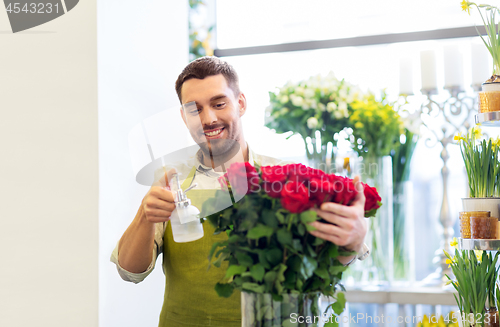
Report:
204,127,225,138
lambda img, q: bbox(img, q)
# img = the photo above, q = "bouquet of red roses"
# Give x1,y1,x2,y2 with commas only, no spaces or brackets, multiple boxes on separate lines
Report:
217,162,381,216
201,162,381,326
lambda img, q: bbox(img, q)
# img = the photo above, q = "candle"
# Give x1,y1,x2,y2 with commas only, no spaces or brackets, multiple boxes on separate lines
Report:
420,50,437,91
443,45,464,90
399,57,413,95
471,43,491,86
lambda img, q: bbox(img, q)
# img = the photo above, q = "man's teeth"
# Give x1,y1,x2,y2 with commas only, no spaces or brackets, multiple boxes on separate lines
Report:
205,129,223,137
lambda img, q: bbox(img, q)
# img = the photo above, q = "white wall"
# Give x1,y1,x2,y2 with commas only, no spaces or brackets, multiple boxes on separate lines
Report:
0,2,98,327
98,1,189,327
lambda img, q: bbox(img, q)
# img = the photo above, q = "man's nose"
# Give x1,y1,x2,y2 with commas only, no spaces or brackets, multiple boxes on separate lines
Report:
199,106,218,125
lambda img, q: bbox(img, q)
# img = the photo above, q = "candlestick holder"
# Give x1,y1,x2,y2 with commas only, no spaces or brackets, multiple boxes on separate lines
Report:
415,87,477,286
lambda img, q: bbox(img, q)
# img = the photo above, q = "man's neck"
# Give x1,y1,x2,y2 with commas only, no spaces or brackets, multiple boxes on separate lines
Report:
199,140,249,172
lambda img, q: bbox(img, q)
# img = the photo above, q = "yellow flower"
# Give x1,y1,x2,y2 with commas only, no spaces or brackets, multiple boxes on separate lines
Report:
475,250,483,262
471,127,482,140
446,258,454,267
450,237,458,247
354,122,364,129
454,133,463,142
461,0,471,15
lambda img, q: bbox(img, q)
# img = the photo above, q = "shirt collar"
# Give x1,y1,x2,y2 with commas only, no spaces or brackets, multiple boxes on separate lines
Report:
196,143,255,172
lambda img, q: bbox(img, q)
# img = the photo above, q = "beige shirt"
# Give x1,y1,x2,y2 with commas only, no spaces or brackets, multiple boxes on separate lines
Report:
110,146,287,283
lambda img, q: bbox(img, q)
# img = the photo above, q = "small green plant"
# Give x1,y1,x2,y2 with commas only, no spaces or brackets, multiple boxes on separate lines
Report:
445,249,499,326
455,127,500,197
462,1,500,75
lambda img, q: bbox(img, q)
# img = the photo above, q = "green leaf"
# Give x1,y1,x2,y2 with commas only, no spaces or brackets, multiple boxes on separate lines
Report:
224,265,247,279
300,210,318,223
329,265,347,275
314,266,329,279
250,264,265,282
266,248,283,266
241,282,265,293
264,271,277,289
277,228,293,246
300,255,318,280
214,282,234,298
261,209,279,228
235,252,254,267
247,223,274,239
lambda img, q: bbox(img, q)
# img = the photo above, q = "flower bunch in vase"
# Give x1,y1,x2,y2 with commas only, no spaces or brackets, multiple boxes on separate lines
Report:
345,91,404,283
265,73,361,172
201,162,382,326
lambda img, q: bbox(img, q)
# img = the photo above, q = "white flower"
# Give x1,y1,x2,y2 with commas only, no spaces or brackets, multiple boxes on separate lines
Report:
291,96,304,107
307,117,318,129
310,99,318,110
280,95,289,104
295,86,305,96
279,107,289,115
338,88,348,99
341,106,349,118
326,102,337,112
402,111,422,135
338,102,348,111
304,88,315,98
318,103,326,111
334,110,344,119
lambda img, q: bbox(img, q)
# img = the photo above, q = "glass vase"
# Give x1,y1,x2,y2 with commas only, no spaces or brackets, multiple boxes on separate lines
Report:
393,181,415,282
356,155,394,284
241,292,322,327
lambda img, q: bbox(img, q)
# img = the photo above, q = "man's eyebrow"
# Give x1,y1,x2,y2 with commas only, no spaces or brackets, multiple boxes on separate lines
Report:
210,94,228,102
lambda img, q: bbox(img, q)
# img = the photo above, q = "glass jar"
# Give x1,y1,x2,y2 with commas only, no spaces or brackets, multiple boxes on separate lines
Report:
471,216,496,239
460,211,490,239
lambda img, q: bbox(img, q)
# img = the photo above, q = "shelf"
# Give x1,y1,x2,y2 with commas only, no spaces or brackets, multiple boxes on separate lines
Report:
459,238,500,250
475,112,500,126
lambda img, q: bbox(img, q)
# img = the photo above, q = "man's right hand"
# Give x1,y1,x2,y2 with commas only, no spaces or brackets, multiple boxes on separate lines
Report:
117,168,177,274
141,168,177,224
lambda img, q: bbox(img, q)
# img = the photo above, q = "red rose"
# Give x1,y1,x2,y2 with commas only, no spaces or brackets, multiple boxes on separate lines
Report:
309,176,334,205
287,164,312,184
280,181,312,213
330,175,357,206
363,183,381,212
261,165,288,198
226,162,260,195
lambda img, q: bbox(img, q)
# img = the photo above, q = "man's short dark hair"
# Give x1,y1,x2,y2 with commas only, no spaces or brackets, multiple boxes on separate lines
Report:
175,56,241,103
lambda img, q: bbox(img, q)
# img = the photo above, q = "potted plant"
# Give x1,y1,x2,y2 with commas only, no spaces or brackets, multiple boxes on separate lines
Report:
445,249,499,327
455,127,500,219
201,162,382,326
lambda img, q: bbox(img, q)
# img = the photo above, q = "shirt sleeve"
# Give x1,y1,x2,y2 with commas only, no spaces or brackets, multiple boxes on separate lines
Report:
110,222,165,284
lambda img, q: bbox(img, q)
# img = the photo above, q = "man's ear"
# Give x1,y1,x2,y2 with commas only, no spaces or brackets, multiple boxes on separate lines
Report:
237,93,247,117
180,107,187,126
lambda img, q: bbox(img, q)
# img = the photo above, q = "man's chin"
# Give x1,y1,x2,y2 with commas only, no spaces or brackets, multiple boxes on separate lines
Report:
198,139,240,162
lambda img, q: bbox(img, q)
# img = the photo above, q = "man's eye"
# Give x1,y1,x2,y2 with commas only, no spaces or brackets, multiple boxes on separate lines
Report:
214,102,226,109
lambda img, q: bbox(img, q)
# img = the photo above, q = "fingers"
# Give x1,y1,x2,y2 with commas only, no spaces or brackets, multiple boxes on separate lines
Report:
318,202,354,218
309,228,349,247
149,186,175,203
351,175,366,208
143,186,176,223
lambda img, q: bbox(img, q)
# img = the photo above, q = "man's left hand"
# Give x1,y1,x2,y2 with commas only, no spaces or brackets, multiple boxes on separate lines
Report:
308,175,367,254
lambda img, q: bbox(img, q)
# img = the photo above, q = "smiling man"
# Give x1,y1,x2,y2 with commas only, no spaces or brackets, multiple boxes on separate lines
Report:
111,56,369,327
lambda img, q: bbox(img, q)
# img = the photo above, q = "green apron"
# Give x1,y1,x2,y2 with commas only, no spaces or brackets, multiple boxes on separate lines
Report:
158,166,241,327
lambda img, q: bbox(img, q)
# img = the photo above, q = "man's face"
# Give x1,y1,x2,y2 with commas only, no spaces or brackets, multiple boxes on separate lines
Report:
180,74,246,158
